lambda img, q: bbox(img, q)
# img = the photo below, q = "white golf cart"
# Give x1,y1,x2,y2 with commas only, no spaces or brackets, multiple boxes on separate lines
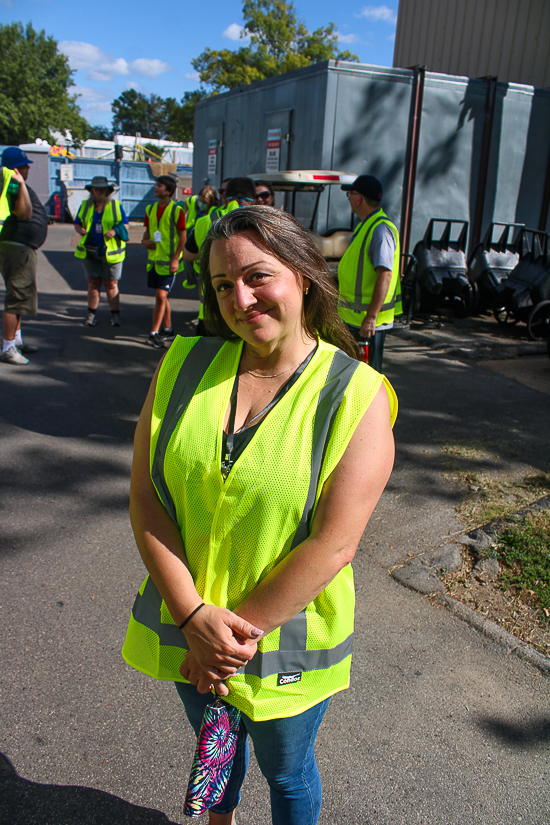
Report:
254,170,356,268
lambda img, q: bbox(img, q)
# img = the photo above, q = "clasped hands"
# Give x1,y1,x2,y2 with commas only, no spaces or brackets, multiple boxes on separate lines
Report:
179,604,264,697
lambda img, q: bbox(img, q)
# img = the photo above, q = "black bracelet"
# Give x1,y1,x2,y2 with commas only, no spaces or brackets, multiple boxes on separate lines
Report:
178,603,205,630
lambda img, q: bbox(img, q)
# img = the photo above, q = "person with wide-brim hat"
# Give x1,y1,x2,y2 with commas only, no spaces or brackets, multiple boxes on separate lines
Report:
74,176,129,327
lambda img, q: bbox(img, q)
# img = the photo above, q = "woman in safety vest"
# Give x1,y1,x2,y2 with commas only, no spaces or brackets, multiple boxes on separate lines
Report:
123,207,397,825
74,176,128,327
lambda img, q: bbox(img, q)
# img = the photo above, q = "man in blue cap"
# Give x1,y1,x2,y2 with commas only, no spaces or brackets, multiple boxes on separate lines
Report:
338,174,402,372
0,147,47,365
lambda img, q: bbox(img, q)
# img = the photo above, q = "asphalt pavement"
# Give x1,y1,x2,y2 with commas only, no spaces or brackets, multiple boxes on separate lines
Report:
0,224,549,825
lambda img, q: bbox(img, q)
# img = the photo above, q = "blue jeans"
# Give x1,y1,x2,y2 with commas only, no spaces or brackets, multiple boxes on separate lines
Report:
175,682,329,825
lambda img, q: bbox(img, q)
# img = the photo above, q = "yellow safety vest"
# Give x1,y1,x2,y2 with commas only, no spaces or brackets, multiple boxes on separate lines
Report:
74,199,126,263
191,200,241,319
184,195,216,232
146,201,184,275
122,335,397,721
338,209,402,328
0,167,16,228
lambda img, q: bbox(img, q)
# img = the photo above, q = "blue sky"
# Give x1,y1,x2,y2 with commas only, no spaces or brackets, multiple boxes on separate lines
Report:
1,0,399,128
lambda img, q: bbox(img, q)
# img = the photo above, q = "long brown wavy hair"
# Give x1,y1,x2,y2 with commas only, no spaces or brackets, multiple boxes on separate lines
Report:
200,206,357,357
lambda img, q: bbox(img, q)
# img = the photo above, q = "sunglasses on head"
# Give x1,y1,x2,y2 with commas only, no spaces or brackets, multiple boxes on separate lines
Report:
256,191,271,200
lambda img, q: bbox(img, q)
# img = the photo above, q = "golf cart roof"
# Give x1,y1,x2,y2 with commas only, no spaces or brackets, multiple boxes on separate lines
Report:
256,170,356,191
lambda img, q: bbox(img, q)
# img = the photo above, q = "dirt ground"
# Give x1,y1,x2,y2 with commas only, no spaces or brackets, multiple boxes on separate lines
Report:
441,543,550,657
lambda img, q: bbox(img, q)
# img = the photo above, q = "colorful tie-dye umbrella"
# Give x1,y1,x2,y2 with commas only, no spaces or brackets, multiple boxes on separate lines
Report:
184,696,242,818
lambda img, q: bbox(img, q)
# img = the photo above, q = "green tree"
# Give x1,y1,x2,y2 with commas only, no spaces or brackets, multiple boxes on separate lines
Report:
87,124,113,141
0,22,88,145
192,0,358,92
166,90,208,142
111,89,171,139
111,89,207,142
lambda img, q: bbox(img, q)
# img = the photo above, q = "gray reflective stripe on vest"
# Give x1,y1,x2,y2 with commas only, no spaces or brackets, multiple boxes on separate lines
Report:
341,293,398,313
271,349,359,662
131,576,354,676
151,336,226,522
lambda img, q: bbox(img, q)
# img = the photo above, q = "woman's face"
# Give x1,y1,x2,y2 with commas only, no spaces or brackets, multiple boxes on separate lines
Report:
92,187,107,203
255,186,274,206
210,231,310,350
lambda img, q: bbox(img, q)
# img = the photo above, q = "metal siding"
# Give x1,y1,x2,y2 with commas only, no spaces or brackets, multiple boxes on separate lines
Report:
393,0,550,87
329,65,412,235
411,73,486,250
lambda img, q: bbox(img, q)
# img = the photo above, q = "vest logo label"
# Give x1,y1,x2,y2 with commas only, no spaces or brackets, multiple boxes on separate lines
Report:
277,671,302,686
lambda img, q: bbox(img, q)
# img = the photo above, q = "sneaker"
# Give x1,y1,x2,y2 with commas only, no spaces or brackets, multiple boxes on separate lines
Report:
85,311,97,327
159,327,176,342
18,343,39,354
1,345,29,365
111,314,122,327
146,332,165,348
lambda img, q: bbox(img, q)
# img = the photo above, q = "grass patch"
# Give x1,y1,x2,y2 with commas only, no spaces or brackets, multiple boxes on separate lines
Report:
491,511,550,618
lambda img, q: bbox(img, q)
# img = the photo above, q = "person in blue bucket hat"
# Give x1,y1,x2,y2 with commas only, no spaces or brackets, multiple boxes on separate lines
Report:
0,146,47,366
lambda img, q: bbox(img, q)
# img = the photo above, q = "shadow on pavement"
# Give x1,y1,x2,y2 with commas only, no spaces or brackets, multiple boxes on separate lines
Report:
0,752,180,825
41,248,200,301
476,716,550,748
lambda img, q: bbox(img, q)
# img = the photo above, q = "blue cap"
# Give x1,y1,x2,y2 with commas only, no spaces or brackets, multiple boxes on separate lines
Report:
1,147,33,169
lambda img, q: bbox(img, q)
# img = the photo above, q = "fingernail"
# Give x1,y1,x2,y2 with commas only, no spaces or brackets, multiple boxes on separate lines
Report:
251,628,264,637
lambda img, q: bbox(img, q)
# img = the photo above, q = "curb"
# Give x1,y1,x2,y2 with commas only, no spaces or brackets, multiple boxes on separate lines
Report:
391,497,550,676
433,591,550,676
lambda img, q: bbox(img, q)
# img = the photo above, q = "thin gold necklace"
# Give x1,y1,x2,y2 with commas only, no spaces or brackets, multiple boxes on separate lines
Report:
244,364,297,379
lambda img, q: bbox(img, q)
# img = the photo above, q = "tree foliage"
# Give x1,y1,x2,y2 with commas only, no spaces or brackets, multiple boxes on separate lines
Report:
87,124,114,141
111,89,206,141
192,0,358,92
0,22,88,145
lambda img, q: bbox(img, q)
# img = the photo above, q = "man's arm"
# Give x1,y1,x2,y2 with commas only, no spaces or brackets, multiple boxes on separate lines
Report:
359,267,392,339
170,227,187,274
141,227,156,251
12,169,32,220
359,222,396,339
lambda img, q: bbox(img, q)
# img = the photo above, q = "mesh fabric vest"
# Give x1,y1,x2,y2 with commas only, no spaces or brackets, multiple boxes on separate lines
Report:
146,201,184,275
122,335,397,720
338,208,402,327
74,199,126,263
0,167,15,228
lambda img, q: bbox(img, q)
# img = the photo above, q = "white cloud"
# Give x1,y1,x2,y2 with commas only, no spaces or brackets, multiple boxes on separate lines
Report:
60,41,129,80
387,32,396,41
124,81,141,90
223,23,250,42
73,85,112,114
185,72,201,82
337,32,359,44
357,5,398,25
60,41,172,82
128,58,172,78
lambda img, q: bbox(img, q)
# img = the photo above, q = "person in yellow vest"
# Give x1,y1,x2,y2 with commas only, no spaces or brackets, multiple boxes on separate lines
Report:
74,176,129,327
141,175,186,348
338,175,402,372
0,149,36,365
179,185,220,296
183,177,256,334
123,207,397,825
181,185,219,233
